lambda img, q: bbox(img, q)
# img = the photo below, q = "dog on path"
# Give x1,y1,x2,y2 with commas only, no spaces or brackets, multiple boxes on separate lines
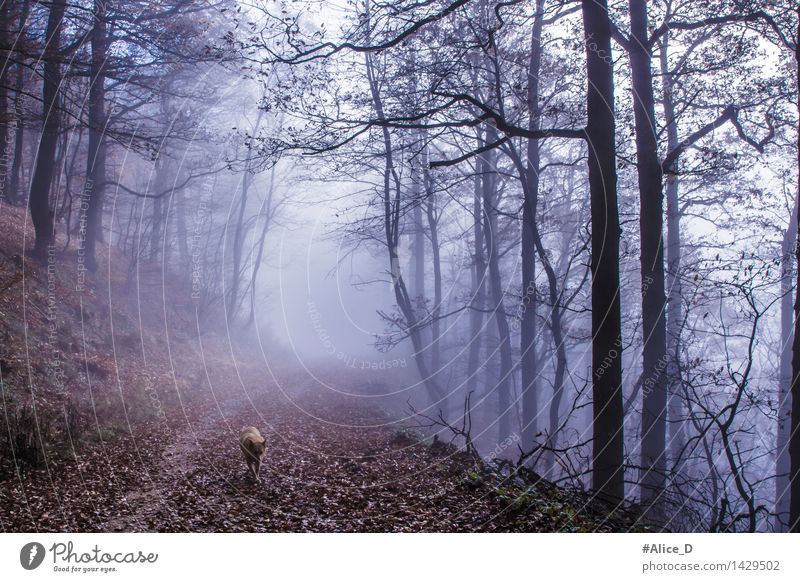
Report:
239,426,266,482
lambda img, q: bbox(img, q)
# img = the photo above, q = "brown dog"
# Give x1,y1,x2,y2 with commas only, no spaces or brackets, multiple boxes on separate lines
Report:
239,426,266,482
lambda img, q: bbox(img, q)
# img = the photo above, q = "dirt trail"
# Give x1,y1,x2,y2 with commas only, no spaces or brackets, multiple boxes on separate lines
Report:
100,404,234,532
0,374,627,533
104,387,496,532
0,380,490,532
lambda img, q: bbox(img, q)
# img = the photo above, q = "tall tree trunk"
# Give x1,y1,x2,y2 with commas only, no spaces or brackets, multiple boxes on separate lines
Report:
481,125,513,442
583,0,624,501
423,147,442,393
175,187,189,266
545,249,568,475
628,0,668,507
149,157,169,260
659,31,686,474
363,31,443,402
0,1,9,204
778,197,797,530
248,164,276,325
788,13,800,534
228,170,250,324
412,162,425,308
10,0,29,207
10,76,25,205
228,115,262,324
507,138,568,473
467,131,487,395
520,0,546,452
84,0,108,272
28,0,66,257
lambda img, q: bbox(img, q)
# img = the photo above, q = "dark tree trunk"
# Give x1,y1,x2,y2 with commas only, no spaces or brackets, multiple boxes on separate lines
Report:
481,125,513,442
10,78,26,205
628,0,668,507
788,14,800,534
582,0,624,501
545,261,568,475
84,0,108,272
777,198,797,530
412,162,425,307
10,0,29,207
28,0,66,257
149,157,168,260
659,31,686,473
520,0,546,452
423,149,443,409
0,1,9,204
467,131,487,396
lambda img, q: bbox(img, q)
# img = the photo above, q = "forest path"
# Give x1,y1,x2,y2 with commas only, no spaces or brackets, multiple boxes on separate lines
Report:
1,371,534,532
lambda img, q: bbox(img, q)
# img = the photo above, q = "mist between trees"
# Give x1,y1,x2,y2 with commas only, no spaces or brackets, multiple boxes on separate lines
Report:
1,0,800,532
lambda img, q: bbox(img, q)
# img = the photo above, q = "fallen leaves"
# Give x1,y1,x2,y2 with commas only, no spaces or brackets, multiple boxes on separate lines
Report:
0,382,644,533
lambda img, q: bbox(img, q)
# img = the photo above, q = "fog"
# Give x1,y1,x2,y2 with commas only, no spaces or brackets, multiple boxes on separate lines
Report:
2,0,799,534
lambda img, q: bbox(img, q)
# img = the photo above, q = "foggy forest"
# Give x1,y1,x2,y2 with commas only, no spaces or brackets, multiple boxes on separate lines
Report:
1,0,799,534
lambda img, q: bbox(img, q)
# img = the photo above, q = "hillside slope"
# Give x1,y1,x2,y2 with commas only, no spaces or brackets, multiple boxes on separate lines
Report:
0,201,260,477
